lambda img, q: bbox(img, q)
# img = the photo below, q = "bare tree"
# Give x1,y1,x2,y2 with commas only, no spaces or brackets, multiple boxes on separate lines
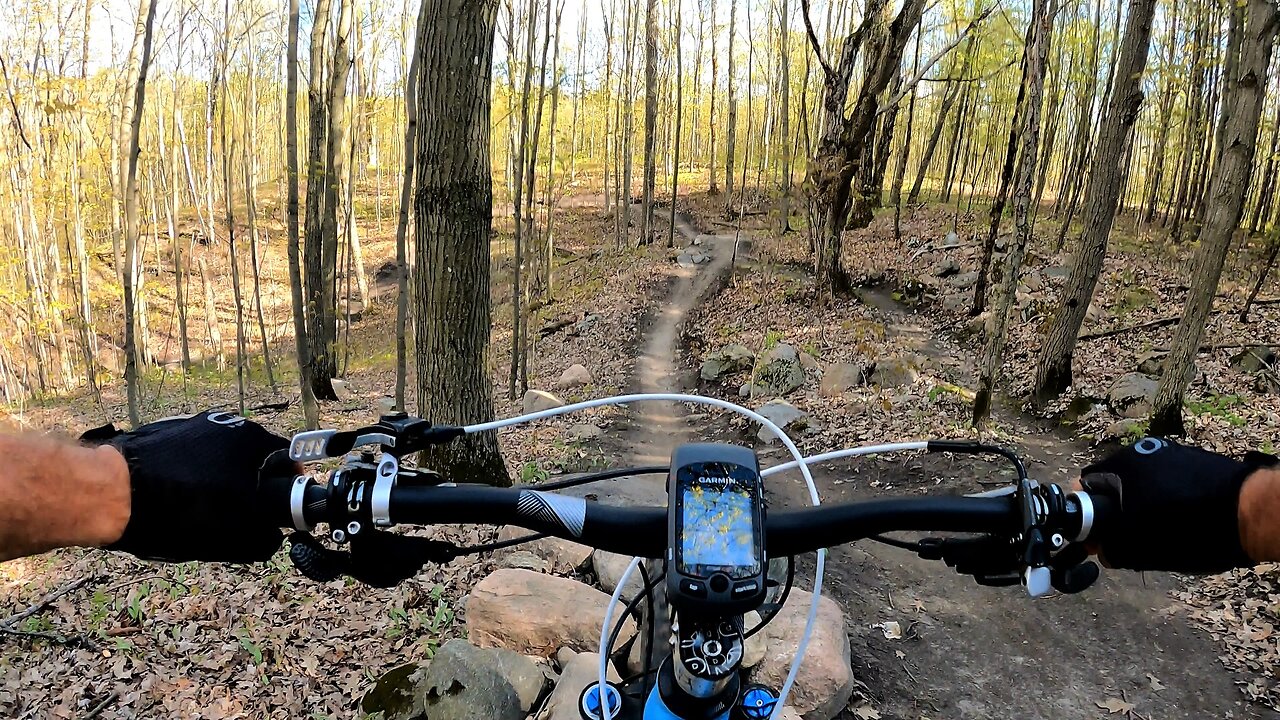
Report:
121,0,158,424
973,0,1055,425
1032,0,1157,406
414,0,509,483
393,0,428,412
1150,0,1279,435
641,0,658,242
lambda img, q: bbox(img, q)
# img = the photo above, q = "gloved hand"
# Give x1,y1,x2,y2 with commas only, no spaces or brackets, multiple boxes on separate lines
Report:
1080,437,1272,573
81,411,290,563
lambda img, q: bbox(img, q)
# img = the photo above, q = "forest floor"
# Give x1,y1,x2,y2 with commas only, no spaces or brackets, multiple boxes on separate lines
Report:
1,188,1279,719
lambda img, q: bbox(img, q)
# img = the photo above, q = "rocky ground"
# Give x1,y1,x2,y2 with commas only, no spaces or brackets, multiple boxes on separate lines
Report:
2,192,1280,719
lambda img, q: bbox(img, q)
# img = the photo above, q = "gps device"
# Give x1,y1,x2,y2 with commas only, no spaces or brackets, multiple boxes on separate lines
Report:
667,443,767,614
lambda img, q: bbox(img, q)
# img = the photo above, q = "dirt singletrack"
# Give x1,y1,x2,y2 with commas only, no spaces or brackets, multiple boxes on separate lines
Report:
603,222,1261,719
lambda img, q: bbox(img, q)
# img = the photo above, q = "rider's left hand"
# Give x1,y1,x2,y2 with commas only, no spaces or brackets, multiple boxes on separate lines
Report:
81,411,292,563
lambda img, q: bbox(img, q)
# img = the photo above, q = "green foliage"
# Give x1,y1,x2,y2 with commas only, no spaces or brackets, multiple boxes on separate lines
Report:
1185,394,1246,426
762,329,784,349
518,461,550,484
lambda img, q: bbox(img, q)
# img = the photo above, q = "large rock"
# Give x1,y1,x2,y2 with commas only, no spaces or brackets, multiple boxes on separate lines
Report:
1136,351,1195,383
1230,346,1277,373
555,363,594,389
524,389,565,414
754,343,807,396
330,378,355,402
932,257,960,278
946,271,980,290
868,356,920,388
539,651,622,720
819,363,866,397
494,526,592,573
466,569,635,656
755,399,815,444
1108,373,1159,419
749,589,855,720
592,550,649,601
701,344,756,381
360,639,547,720
565,423,605,442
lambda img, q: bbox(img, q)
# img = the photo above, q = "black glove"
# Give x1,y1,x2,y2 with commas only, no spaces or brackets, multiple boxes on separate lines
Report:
81,411,290,563
1080,437,1271,573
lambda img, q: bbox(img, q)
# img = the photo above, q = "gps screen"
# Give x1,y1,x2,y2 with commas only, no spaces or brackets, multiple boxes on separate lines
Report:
678,462,760,575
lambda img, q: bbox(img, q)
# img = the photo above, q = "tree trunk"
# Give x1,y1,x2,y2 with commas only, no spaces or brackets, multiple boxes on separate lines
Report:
394,0,427,412
892,32,922,238
317,0,353,394
708,0,719,193
304,0,336,400
1249,100,1280,233
1150,0,1279,435
509,0,537,399
777,0,792,232
1032,0,1157,406
973,0,1055,426
414,0,509,484
668,0,685,248
724,0,739,211
641,0,658,242
1241,230,1280,321
286,0,320,428
121,0,158,425
1142,1,1180,224
971,21,1033,317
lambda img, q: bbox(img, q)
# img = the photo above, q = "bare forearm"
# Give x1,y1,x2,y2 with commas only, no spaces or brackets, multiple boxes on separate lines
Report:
1239,468,1280,563
0,433,130,561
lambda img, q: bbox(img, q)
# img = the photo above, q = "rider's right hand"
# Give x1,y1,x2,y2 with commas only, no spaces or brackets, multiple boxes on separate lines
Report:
1079,437,1271,573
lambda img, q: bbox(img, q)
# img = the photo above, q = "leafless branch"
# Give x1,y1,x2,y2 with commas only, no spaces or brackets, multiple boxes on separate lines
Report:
799,0,836,78
877,0,1002,117
0,54,31,152
0,574,98,628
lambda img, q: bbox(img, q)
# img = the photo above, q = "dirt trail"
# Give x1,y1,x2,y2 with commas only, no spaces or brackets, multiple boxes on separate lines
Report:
626,216,738,466
774,290,1259,720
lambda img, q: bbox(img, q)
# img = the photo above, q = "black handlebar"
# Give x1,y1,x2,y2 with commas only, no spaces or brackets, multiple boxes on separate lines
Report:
284,479,1113,559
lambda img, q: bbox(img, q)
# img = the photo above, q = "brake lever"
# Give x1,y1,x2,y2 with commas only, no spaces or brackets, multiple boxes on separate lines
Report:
287,530,460,588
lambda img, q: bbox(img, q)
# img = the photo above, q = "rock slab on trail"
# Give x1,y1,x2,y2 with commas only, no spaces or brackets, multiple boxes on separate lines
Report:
494,526,593,573
360,639,547,720
524,389,565,413
749,588,855,720
1108,373,1159,419
466,568,635,656
755,399,814,443
555,363,594,389
701,344,756,381
538,651,622,720
754,343,806,396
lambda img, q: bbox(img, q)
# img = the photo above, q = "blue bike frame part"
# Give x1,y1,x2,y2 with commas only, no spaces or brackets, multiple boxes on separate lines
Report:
643,685,731,720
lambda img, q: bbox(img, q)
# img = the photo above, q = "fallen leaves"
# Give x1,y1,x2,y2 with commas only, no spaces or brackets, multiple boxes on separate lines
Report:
873,621,903,640
1095,697,1135,715
853,705,882,719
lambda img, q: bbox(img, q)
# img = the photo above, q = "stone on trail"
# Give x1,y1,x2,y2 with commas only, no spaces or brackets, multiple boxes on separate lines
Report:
819,363,866,397
565,423,605,442
1108,373,1159,419
466,569,635,656
700,344,756,381
539,651,622,720
749,588,855,720
932,257,960,278
798,351,821,373
330,378,355,401
493,526,592,574
523,389,564,413
754,343,806,396
592,549,648,601
755,399,814,444
555,363,594,389
360,639,547,720
1230,346,1277,374
868,356,920,388
1105,418,1146,440
946,270,979,290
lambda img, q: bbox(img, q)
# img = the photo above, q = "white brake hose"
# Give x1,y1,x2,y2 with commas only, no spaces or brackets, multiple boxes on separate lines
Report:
464,396,932,719
465,393,822,720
